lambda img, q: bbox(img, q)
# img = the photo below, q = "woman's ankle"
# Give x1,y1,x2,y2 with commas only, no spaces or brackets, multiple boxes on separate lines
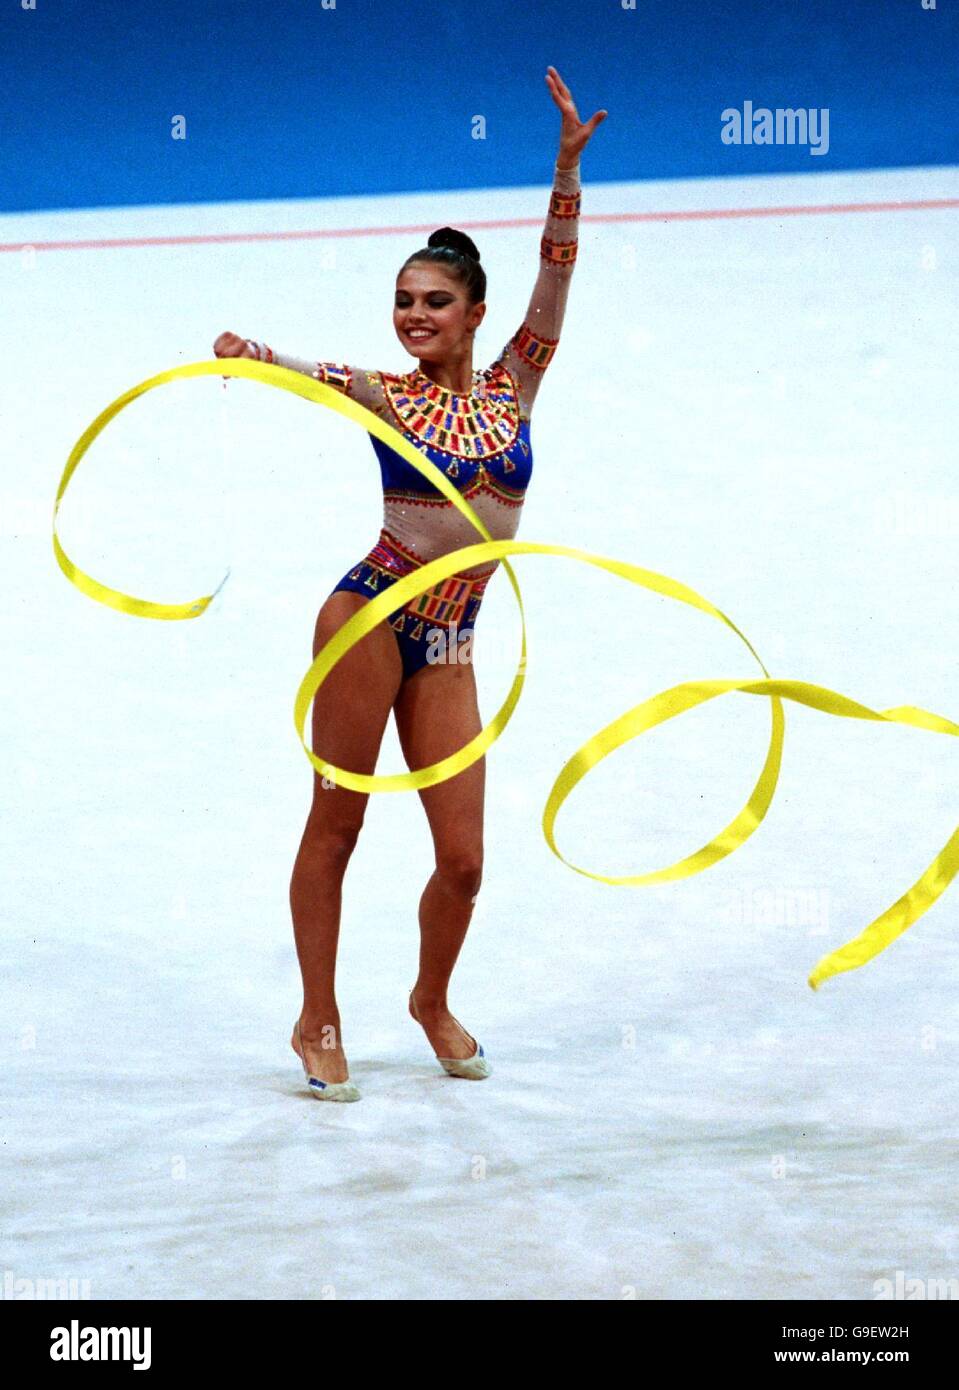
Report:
411,987,449,1015
297,1012,343,1045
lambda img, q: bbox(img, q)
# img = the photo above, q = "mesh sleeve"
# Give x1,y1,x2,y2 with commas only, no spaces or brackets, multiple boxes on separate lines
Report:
244,340,388,417
492,158,581,417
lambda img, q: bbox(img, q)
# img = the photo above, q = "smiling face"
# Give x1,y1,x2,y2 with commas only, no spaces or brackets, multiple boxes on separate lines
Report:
393,262,486,361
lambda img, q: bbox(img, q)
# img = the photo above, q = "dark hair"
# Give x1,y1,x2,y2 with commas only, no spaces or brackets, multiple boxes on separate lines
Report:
399,227,486,304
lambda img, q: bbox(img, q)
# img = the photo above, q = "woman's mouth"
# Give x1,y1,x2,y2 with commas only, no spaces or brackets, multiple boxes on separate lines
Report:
405,329,436,341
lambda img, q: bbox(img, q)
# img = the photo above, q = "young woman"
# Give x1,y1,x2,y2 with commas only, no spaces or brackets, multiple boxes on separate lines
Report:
214,67,607,1100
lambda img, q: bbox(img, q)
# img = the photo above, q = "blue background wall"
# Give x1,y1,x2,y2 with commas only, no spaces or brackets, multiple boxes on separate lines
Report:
2,0,956,213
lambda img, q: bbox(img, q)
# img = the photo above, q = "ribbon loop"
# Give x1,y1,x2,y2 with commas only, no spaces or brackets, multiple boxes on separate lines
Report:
53,358,958,990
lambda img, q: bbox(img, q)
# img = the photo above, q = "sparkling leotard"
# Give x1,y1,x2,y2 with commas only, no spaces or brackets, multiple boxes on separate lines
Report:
248,158,581,680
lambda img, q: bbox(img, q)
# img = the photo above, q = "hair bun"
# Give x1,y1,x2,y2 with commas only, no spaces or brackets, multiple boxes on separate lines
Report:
428,226,481,262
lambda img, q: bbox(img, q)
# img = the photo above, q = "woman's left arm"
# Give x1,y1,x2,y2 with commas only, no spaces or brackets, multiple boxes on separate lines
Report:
495,67,607,417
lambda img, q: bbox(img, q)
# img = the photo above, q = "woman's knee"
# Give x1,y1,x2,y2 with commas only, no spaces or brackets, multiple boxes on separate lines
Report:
303,808,365,864
435,848,483,897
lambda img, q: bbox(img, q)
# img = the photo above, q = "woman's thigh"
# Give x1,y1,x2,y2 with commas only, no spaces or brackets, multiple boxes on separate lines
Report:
306,590,404,836
392,657,485,863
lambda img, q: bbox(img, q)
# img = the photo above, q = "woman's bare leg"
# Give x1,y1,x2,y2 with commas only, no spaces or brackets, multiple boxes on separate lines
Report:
392,653,485,1061
289,591,402,1083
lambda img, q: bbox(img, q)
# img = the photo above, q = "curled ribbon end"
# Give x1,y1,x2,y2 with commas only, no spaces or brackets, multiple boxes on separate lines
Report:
189,569,232,617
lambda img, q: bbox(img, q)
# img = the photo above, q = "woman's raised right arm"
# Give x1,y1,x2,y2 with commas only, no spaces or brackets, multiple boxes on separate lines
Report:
212,331,387,416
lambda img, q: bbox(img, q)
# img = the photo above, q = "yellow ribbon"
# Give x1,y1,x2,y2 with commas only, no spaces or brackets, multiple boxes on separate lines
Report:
52,358,959,990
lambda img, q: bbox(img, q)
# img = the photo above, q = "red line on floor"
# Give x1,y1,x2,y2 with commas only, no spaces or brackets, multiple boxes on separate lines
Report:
2,198,957,253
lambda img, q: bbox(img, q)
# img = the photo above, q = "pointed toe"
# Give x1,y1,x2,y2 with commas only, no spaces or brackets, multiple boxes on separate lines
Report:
305,1074,361,1102
438,1042,491,1080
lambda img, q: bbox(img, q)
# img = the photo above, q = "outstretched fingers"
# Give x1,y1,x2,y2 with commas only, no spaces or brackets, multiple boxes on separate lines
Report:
546,64,608,144
545,65,576,118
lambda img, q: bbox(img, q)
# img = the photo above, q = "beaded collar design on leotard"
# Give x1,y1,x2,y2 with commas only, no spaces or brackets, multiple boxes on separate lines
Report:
380,363,521,460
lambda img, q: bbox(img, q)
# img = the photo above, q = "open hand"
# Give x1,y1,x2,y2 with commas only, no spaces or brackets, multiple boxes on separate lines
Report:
545,66,607,166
